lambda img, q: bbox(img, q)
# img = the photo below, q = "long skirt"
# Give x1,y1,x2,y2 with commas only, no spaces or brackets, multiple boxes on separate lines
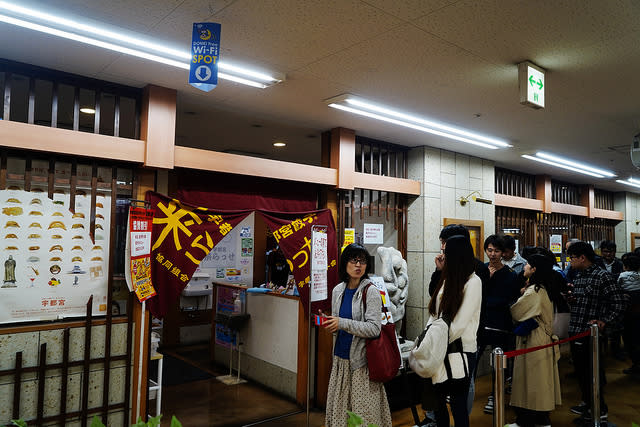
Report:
325,356,392,427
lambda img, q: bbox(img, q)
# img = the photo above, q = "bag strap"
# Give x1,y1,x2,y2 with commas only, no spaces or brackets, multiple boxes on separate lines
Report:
362,282,392,324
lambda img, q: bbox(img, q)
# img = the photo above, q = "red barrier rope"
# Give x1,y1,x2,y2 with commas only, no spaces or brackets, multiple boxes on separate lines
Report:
504,329,591,358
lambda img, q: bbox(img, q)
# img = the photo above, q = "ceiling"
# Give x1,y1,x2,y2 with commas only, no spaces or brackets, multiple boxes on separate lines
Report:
1,0,640,192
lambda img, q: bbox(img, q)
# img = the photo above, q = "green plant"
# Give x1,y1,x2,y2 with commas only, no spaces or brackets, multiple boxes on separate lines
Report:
91,415,182,427
6,415,182,427
346,411,377,427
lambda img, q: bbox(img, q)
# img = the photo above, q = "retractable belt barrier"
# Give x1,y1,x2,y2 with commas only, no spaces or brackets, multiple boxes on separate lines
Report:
503,329,590,358
491,324,602,427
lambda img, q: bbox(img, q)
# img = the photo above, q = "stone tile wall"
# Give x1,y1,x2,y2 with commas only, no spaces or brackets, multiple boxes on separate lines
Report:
405,146,495,341
0,323,130,426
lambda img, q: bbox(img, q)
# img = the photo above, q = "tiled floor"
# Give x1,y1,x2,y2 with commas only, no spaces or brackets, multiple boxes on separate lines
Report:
159,345,640,426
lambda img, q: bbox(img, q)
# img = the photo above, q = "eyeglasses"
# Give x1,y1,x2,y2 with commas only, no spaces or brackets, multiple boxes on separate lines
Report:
348,258,368,265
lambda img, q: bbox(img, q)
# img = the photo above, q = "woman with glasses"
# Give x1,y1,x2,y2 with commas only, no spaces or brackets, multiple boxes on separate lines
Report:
322,243,392,427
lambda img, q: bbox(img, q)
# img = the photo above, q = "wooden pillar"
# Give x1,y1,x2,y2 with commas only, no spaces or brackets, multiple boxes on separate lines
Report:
330,127,356,190
130,169,155,423
140,85,177,169
536,175,552,213
582,185,595,218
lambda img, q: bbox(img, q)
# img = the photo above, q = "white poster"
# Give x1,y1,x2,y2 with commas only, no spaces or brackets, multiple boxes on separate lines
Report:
310,230,328,302
0,188,109,323
363,223,384,244
550,234,562,254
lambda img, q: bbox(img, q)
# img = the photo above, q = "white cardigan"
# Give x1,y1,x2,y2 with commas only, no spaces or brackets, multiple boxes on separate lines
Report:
426,272,482,353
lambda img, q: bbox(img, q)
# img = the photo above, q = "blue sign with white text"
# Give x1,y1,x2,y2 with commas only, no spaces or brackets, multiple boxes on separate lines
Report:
189,22,221,92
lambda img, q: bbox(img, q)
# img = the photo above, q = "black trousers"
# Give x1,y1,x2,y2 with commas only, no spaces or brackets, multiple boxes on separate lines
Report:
570,337,607,413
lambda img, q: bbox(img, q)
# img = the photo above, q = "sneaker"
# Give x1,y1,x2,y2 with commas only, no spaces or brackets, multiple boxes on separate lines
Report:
581,409,608,421
570,401,587,415
623,365,640,375
483,396,494,414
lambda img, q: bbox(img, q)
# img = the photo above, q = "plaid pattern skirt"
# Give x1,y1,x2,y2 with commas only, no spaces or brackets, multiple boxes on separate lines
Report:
325,356,392,427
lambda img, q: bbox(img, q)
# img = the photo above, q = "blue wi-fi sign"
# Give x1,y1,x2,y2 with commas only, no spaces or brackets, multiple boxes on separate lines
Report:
189,22,221,92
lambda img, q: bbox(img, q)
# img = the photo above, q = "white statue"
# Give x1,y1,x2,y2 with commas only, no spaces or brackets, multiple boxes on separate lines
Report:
376,247,409,337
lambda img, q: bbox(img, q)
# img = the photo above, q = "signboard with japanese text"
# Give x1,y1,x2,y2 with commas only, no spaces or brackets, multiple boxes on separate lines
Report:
189,22,221,92
310,229,328,302
550,234,562,254
260,210,338,314
191,214,254,286
363,223,384,244
126,206,156,302
342,228,355,252
0,187,110,323
145,192,251,318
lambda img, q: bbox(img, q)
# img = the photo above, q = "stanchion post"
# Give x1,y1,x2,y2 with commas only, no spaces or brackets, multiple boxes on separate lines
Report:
492,347,505,427
590,323,601,427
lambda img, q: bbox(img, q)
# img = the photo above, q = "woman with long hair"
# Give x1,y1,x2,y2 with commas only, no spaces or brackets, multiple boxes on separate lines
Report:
427,235,482,427
507,254,561,427
322,243,392,427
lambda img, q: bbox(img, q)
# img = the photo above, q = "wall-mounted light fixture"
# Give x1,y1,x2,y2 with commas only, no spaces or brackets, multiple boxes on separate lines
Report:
459,191,492,206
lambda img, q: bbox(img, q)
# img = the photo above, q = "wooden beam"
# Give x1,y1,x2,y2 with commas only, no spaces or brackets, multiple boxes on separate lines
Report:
140,85,176,169
536,175,552,213
0,120,145,162
329,127,356,190
592,208,623,221
494,194,544,211
551,202,589,216
174,145,338,186
352,172,420,196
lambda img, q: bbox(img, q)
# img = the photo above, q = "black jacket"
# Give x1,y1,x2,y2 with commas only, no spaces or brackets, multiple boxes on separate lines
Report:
478,264,520,346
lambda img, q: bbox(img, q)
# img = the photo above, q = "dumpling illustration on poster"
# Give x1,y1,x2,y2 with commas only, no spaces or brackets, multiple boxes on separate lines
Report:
0,187,110,323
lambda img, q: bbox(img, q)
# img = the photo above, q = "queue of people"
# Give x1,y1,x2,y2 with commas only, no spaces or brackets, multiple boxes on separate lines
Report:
321,232,630,427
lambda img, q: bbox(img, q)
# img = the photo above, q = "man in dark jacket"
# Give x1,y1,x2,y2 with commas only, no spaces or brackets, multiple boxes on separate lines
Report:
478,234,520,414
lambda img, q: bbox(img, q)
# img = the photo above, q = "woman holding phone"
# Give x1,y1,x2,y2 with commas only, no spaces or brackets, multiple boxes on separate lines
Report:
321,243,392,427
427,235,482,427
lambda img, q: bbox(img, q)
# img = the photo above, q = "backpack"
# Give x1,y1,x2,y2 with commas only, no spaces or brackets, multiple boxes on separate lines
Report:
408,317,449,378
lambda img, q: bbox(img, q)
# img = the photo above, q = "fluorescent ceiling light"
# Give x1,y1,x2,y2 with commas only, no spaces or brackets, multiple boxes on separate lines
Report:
617,178,640,189
0,1,284,88
535,152,616,177
326,95,511,150
521,153,615,178
273,141,286,147
80,107,96,114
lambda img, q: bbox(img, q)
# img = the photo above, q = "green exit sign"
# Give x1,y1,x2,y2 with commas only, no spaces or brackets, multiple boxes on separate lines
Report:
519,61,545,109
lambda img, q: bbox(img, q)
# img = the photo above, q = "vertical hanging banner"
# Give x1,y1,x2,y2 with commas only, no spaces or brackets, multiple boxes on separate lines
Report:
189,22,221,92
310,228,328,302
259,210,338,314
145,192,251,318
126,205,156,302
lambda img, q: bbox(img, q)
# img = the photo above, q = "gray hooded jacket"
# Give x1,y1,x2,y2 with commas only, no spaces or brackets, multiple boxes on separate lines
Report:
331,278,383,371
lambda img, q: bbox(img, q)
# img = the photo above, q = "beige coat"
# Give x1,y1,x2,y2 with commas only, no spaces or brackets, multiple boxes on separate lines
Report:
510,286,562,411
